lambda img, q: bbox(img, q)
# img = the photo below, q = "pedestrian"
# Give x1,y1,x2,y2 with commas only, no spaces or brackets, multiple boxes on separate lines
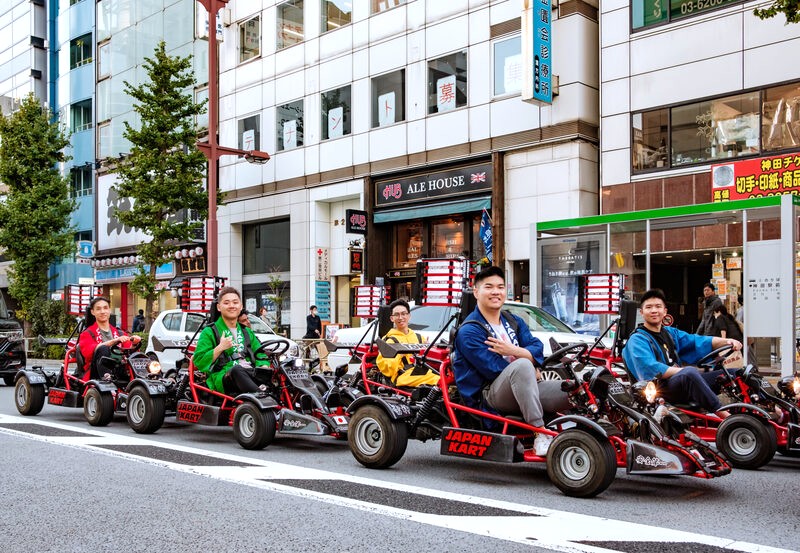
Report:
304,305,322,339
696,282,723,335
132,309,145,332
711,304,743,342
258,305,269,323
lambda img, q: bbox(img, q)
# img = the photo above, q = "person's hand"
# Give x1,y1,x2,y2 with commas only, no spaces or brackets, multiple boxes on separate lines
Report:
726,338,742,351
219,335,234,350
485,336,518,358
129,335,142,344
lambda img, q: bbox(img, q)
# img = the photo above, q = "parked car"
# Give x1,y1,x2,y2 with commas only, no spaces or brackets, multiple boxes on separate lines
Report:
326,301,605,376
0,292,25,386
146,310,299,371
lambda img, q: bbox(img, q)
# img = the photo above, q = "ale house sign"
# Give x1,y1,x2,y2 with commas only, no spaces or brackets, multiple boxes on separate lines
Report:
375,163,493,207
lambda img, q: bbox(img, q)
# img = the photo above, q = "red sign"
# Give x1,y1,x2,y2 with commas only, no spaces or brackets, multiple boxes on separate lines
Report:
711,152,800,202
349,249,363,273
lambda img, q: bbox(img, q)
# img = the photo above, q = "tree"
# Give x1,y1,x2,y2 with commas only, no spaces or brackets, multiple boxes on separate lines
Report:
753,0,800,23
264,267,288,333
114,41,208,330
0,93,75,329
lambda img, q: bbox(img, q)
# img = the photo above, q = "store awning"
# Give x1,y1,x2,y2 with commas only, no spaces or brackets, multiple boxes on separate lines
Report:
373,196,491,223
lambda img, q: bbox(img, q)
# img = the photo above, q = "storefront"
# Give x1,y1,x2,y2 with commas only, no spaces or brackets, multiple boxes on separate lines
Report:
533,195,799,376
367,160,496,299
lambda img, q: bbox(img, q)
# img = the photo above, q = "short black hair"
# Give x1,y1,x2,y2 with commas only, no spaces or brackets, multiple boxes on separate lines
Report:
310,305,317,311
704,282,716,292
389,299,410,314
640,288,666,306
473,265,505,287
138,309,144,315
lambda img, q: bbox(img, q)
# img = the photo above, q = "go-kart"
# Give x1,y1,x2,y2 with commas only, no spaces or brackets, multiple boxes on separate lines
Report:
14,332,164,427
346,336,626,498
143,336,356,450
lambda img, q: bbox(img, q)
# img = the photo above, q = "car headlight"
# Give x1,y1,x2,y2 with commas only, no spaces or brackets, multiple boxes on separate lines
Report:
644,380,658,404
147,360,162,375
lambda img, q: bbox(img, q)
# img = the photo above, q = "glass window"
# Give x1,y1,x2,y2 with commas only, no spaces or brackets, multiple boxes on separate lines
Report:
762,83,800,152
70,166,92,197
322,0,352,32
186,313,205,333
98,41,110,78
493,35,522,97
195,87,208,130
162,312,181,332
277,0,304,50
238,114,260,151
670,0,741,22
321,85,351,140
244,219,291,274
470,214,487,262
671,92,759,166
394,221,423,268
632,109,668,171
372,69,405,128
239,15,260,63
98,121,112,159
407,305,449,332
431,217,464,258
428,51,468,114
371,0,405,13
276,100,303,151
70,33,92,69
632,0,742,29
70,99,92,133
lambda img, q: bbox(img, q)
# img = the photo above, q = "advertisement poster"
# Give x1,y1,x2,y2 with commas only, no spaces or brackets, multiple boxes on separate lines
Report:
540,238,601,335
711,151,800,202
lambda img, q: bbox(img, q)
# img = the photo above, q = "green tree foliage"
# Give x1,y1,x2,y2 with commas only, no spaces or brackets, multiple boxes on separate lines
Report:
115,42,208,330
754,0,800,23
0,93,75,326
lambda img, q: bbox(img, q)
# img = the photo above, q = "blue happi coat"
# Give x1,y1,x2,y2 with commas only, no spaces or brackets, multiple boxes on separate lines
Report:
622,324,713,382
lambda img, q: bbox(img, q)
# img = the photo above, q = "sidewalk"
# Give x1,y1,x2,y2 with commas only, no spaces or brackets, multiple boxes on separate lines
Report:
27,358,64,371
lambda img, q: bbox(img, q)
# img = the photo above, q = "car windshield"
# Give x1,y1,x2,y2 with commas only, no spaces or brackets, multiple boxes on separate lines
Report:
247,314,276,334
502,304,575,333
408,305,451,331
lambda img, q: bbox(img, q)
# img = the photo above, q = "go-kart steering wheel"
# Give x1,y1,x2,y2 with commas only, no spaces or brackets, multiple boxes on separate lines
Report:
542,342,589,368
253,339,290,361
696,344,735,371
110,336,141,355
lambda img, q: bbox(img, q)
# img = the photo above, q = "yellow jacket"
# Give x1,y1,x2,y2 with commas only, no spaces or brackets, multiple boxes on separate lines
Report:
376,327,439,387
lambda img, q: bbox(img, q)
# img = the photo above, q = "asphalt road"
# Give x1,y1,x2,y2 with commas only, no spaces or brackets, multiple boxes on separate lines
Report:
1,376,798,553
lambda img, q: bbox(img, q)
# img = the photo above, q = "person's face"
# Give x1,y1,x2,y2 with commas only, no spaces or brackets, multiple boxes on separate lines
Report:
91,300,111,324
390,305,410,332
310,308,317,316
238,313,250,327
703,286,714,298
640,298,667,327
474,275,507,312
218,293,242,323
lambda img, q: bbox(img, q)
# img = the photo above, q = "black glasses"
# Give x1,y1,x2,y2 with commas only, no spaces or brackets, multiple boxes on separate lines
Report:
391,311,409,317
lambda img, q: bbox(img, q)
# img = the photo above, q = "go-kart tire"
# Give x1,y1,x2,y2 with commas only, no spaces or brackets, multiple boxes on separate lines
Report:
84,388,114,427
233,403,276,450
715,414,776,469
3,375,15,386
348,405,408,469
14,376,45,416
546,430,617,498
312,374,331,396
126,387,166,434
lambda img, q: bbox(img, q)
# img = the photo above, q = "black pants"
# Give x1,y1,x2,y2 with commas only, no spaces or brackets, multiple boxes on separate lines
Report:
662,367,734,412
222,364,260,394
90,345,123,381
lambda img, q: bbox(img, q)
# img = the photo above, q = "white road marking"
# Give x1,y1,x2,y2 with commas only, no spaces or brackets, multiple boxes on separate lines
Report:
0,413,790,553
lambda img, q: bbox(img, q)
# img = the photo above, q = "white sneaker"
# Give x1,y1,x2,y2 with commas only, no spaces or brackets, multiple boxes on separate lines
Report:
533,433,553,456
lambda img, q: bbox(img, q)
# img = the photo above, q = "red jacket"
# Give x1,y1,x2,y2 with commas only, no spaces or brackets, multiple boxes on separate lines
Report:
78,322,125,372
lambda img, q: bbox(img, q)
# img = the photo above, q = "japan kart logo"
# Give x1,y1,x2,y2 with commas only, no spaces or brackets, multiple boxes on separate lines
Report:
635,454,669,468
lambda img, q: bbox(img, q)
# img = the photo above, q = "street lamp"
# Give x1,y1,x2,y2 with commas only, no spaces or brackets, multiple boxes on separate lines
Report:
196,0,270,277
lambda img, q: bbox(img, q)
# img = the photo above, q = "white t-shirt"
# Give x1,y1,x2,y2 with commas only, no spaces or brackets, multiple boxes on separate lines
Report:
490,323,516,363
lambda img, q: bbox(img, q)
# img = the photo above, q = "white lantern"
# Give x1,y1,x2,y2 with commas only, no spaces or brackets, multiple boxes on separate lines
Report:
174,250,182,259
195,246,203,256
181,248,189,258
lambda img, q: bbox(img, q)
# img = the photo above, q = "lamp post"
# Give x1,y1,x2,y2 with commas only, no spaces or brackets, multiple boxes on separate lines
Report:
196,0,270,277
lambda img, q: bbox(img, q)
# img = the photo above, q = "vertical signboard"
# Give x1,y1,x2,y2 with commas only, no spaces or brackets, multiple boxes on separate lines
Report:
522,0,553,105
315,280,331,321
315,247,330,281
745,240,783,337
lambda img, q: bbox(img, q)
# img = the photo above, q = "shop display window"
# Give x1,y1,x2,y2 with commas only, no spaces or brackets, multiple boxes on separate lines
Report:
432,218,464,259
762,83,800,152
632,109,668,171
470,215,487,262
394,221,423,268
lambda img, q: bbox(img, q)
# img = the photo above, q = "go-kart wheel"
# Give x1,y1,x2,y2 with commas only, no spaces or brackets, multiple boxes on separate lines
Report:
348,405,408,469
233,403,276,450
3,375,15,386
715,414,776,469
14,376,45,416
540,370,565,381
84,388,114,426
126,387,166,434
546,430,617,498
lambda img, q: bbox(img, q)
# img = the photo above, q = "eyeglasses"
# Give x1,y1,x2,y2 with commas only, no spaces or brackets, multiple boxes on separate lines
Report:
391,311,410,317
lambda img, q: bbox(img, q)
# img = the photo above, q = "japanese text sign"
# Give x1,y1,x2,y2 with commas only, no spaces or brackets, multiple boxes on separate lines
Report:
711,152,800,202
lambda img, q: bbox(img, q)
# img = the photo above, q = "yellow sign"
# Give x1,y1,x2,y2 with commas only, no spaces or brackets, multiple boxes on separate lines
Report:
712,263,724,279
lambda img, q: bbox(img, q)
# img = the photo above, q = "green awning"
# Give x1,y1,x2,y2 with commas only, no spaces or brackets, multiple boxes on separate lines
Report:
374,196,491,223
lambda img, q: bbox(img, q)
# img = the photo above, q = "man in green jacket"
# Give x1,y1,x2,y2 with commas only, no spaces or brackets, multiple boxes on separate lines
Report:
193,286,270,394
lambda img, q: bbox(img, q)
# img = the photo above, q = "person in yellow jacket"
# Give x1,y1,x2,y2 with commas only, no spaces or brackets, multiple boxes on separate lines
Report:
376,299,439,387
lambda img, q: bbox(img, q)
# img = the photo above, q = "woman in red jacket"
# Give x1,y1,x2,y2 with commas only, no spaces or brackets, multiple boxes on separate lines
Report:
78,297,140,380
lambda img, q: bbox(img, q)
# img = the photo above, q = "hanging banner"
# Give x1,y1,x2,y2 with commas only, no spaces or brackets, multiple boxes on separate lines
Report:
711,152,800,202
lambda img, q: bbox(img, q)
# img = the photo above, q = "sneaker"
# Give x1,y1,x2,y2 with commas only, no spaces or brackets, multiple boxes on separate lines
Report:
533,433,553,456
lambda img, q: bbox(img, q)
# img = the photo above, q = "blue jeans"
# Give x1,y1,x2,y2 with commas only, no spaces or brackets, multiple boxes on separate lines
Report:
663,366,732,412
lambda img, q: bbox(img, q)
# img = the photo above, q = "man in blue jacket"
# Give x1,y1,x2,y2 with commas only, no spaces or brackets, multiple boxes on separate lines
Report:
622,288,741,415
453,266,570,455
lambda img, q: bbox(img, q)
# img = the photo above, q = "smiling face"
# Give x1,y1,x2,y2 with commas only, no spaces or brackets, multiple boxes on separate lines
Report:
474,274,507,315
640,296,667,331
390,305,410,333
218,292,243,324
90,299,111,325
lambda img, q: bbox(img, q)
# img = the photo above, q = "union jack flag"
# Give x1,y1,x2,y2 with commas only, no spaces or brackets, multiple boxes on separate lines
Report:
470,172,486,184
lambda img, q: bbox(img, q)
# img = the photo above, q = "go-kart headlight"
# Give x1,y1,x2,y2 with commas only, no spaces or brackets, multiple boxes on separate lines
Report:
147,360,162,375
644,380,658,404
793,376,800,397
288,343,300,358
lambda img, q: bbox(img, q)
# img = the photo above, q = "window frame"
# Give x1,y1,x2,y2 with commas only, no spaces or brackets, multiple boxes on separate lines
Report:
276,99,304,151
427,50,468,115
491,34,522,98
70,166,93,198
321,84,351,141
70,99,93,133
239,14,261,64
238,114,261,151
631,0,745,31
370,0,406,14
371,69,406,128
70,33,93,70
321,0,352,33
243,219,291,275
277,0,304,51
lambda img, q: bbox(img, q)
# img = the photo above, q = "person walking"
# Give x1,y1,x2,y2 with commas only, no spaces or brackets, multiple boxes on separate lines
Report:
132,309,145,332
696,282,723,335
304,305,322,339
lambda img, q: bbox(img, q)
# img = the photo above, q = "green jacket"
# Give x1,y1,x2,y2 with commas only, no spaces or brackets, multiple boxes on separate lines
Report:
192,318,269,392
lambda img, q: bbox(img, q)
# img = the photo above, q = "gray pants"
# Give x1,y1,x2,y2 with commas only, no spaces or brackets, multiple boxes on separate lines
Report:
482,358,571,427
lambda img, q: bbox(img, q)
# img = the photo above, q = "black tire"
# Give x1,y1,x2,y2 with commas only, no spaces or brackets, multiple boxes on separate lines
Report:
348,404,408,469
546,430,617,498
3,375,15,386
14,376,45,416
233,403,276,450
126,387,166,434
716,414,777,469
84,388,114,426
312,374,331,396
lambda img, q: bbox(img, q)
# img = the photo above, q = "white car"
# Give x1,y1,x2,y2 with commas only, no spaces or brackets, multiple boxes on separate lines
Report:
146,309,299,371
326,301,605,376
